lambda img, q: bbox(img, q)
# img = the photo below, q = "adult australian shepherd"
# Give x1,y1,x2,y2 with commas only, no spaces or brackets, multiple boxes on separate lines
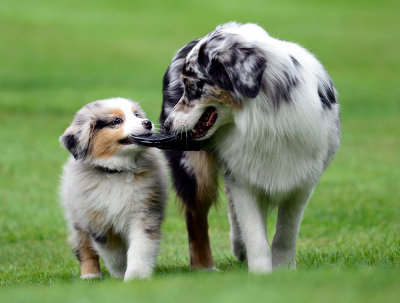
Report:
159,22,340,272
59,98,168,281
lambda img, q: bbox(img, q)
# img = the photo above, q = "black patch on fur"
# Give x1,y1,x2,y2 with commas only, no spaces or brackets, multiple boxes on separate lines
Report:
290,55,300,66
205,42,267,99
208,58,234,92
184,78,205,101
94,119,110,130
229,49,266,98
73,248,81,262
175,39,201,60
318,80,337,110
61,133,83,160
276,70,299,102
160,39,201,129
197,42,209,71
63,134,77,153
164,151,198,205
89,228,107,244
160,66,184,127
182,64,197,78
145,192,165,217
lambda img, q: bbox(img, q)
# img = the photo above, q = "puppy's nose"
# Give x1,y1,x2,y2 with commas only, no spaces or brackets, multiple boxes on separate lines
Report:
142,120,152,130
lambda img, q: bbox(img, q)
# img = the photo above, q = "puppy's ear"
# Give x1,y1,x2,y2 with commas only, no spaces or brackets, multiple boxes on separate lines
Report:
204,44,266,99
60,117,93,160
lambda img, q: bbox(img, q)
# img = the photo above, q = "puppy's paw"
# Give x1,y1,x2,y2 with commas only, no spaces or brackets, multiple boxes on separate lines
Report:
124,266,152,282
81,273,102,279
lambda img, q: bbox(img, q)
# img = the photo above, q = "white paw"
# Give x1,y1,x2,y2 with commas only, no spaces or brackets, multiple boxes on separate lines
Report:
81,273,102,279
248,257,272,273
124,266,152,282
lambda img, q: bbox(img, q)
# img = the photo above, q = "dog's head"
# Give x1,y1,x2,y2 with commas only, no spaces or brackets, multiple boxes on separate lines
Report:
164,24,267,141
60,98,153,161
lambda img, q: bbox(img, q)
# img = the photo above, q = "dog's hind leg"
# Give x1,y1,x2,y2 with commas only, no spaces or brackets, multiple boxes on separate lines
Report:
166,150,218,270
271,186,314,269
70,227,102,279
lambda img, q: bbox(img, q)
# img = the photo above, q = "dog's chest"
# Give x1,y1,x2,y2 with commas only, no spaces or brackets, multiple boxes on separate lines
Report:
216,108,327,194
76,171,155,231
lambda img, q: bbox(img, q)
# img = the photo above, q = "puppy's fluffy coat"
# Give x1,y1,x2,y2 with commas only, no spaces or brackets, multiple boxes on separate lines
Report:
160,22,340,272
60,98,167,281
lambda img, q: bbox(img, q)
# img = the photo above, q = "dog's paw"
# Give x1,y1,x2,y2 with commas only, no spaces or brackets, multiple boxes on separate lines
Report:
81,273,102,280
124,266,152,282
248,257,273,274
193,265,220,272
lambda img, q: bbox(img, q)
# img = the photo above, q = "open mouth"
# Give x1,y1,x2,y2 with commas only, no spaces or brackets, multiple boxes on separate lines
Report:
119,136,135,145
191,107,218,139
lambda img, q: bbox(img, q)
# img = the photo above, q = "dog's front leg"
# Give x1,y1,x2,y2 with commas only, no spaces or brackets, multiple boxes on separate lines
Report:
226,185,246,262
225,179,272,273
271,186,314,269
124,222,160,281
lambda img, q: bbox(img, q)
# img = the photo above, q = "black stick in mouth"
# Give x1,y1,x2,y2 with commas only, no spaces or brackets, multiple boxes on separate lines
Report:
119,136,136,145
130,133,209,151
131,107,217,151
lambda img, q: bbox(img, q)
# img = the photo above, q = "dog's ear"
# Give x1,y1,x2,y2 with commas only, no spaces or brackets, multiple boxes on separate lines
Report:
59,114,94,160
203,44,266,99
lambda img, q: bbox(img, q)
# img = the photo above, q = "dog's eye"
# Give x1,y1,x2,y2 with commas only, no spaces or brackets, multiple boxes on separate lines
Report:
134,111,142,118
111,117,123,126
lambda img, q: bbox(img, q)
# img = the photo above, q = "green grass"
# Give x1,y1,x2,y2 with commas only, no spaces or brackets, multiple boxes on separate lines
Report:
0,0,399,301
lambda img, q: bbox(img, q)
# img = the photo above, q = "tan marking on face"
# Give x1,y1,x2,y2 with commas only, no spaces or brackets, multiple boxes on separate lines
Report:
109,108,125,118
207,86,242,109
76,230,101,277
90,127,125,159
174,98,194,114
88,108,128,159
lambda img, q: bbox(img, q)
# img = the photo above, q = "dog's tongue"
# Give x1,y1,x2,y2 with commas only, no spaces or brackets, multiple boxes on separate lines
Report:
131,133,210,151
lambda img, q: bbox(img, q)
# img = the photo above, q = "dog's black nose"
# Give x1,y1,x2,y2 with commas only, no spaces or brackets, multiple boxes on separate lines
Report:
142,120,152,130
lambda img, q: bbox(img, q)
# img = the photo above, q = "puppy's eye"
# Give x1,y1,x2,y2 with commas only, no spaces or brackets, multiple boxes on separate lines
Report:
134,111,142,118
111,117,123,126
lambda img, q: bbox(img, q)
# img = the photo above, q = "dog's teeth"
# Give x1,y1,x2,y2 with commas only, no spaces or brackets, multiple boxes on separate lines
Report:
192,129,197,134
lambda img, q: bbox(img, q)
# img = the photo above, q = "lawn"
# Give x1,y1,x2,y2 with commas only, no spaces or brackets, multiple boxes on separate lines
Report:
0,0,399,302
